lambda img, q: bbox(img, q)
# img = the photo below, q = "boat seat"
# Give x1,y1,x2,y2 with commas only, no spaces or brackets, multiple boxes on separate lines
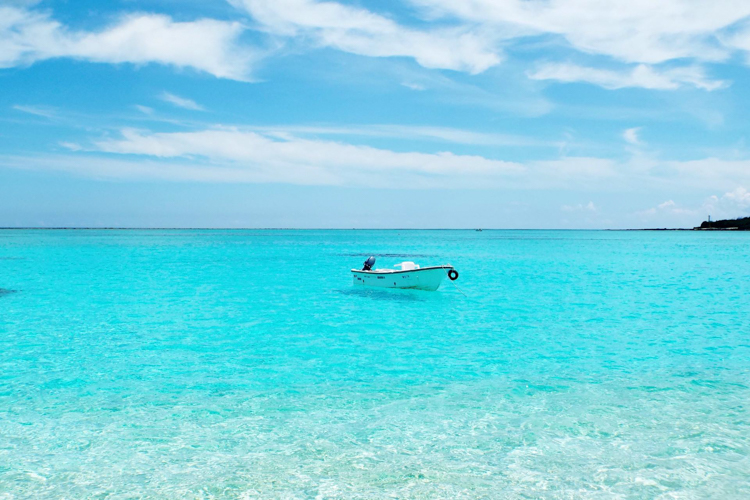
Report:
396,261,419,271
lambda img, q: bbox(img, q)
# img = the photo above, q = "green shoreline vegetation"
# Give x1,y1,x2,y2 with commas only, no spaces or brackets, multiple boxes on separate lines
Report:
695,216,750,230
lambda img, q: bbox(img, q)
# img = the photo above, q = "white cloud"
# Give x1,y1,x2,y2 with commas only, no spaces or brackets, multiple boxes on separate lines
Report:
230,0,500,73
389,64,553,115
2,0,749,93
721,186,750,207
0,6,256,80
404,0,750,91
250,124,548,147
12,104,56,118
88,127,524,187
623,127,641,145
659,158,750,188
1,125,599,188
535,157,617,182
640,188,750,221
0,147,625,189
5,123,750,192
528,63,726,91
159,92,204,111
703,186,750,216
718,25,750,60
639,199,696,216
410,0,750,65
659,200,677,209
134,105,154,115
562,201,596,212
58,141,82,151
55,127,657,189
383,125,535,146
401,82,426,91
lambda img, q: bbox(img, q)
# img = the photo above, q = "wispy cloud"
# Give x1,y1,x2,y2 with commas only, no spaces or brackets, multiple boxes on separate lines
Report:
135,105,154,115
159,92,204,111
0,126,626,189
12,104,56,118
659,158,750,188
703,186,750,216
4,0,750,94
387,64,553,116
247,124,551,147
401,82,426,91
410,0,748,64
623,127,641,145
405,0,750,92
230,0,500,74
90,127,524,187
0,6,257,80
639,199,696,216
639,187,750,222
58,141,83,151
7,131,750,196
562,201,596,212
528,63,726,91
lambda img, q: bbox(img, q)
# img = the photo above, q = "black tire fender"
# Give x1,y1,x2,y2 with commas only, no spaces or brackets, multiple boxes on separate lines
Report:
448,269,459,281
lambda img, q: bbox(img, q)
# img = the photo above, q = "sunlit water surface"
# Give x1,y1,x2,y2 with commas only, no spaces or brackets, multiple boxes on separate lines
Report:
1,230,749,498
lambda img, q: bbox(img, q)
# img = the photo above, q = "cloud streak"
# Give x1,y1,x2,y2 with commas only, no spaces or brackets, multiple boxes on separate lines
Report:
403,0,750,91
410,0,750,65
0,6,256,80
90,128,524,187
159,92,205,111
3,1,745,93
83,129,750,190
230,0,500,73
562,201,597,212
639,187,750,222
623,128,641,145
528,63,726,91
12,104,56,118
4,126,750,198
704,186,750,216
248,124,552,147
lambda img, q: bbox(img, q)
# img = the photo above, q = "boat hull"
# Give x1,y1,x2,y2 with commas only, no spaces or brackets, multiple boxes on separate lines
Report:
351,265,453,291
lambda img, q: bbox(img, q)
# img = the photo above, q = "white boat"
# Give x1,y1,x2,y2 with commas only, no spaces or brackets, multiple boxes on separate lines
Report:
351,257,458,291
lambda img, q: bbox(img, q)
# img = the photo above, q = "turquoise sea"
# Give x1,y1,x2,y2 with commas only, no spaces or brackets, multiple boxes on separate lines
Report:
1,229,749,499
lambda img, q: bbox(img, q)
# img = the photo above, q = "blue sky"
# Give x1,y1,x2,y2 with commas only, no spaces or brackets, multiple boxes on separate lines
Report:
2,0,750,228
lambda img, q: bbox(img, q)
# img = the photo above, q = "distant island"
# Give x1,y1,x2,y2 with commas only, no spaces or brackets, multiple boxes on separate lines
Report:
694,216,750,230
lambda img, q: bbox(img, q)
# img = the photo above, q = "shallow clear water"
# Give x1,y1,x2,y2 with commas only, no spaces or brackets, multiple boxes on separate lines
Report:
1,229,749,499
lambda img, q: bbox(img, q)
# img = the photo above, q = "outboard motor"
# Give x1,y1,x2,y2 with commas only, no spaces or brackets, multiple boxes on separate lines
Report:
362,256,376,271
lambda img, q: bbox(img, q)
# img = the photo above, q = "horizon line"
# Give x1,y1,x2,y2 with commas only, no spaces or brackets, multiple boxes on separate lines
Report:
0,227,696,231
